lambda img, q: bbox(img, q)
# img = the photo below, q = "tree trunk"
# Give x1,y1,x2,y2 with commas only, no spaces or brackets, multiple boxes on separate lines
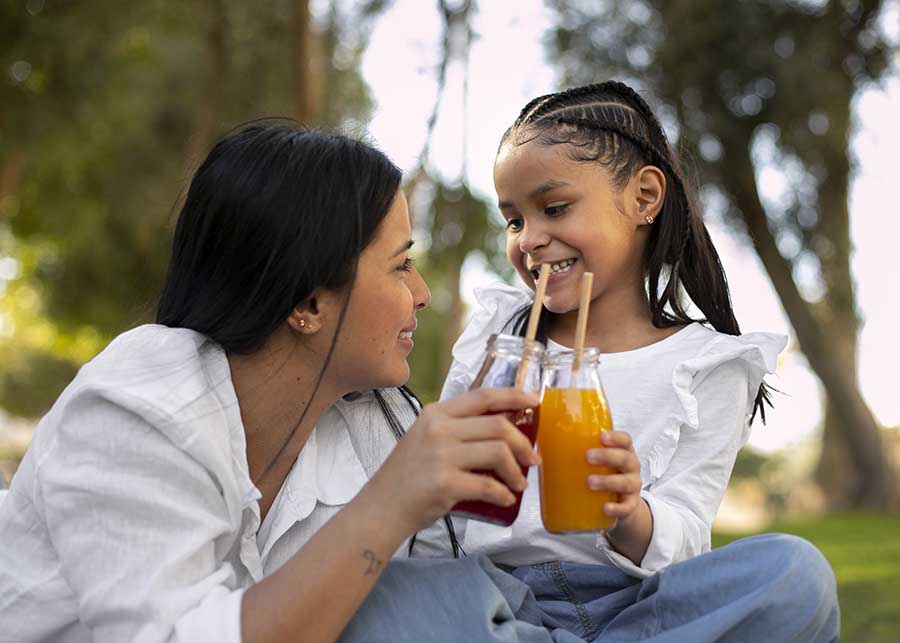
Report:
292,0,320,125
1,149,26,197
722,131,898,510
182,0,228,180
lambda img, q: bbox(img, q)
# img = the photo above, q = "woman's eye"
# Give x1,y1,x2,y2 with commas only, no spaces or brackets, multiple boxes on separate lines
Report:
545,203,569,217
505,218,523,232
397,257,415,272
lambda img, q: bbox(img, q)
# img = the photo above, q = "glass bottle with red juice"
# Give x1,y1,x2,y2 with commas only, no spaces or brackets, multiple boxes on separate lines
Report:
450,333,544,526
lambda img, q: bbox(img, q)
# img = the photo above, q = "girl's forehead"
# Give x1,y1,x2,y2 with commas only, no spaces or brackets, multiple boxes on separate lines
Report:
494,140,597,184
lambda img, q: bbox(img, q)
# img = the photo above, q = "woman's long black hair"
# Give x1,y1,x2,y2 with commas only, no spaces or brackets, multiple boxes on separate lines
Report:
157,121,461,556
504,81,772,422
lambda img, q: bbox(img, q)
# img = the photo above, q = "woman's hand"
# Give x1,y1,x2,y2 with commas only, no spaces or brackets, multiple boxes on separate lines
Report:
364,387,540,536
586,431,643,521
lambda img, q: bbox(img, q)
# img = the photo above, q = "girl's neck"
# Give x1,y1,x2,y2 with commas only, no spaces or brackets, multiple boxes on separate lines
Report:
546,281,682,353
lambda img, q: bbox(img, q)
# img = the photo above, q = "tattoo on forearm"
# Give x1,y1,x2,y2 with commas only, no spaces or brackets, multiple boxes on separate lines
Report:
362,549,383,575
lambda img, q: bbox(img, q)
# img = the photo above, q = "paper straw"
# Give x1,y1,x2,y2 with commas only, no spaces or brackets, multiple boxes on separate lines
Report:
515,263,551,390
572,272,594,373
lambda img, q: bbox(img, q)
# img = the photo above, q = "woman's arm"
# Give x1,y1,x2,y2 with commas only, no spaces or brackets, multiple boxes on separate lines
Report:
242,386,540,643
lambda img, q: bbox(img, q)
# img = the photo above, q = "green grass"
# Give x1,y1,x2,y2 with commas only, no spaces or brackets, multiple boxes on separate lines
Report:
713,513,900,643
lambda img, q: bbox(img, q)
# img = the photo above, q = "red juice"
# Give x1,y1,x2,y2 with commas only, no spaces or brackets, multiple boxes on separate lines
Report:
450,407,539,526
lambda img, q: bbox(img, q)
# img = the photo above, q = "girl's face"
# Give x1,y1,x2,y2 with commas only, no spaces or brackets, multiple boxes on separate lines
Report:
493,139,655,316
331,190,431,390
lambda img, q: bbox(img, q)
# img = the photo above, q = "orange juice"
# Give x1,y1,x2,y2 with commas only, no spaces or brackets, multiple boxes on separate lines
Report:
538,387,617,533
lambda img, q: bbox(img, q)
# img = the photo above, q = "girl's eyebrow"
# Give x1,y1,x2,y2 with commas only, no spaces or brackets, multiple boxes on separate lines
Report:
498,179,570,209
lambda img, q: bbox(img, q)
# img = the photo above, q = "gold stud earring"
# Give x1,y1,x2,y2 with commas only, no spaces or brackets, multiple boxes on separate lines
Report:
645,215,655,225
298,319,307,328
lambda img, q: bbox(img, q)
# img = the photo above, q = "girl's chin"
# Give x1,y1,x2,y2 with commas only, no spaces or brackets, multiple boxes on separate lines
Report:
541,296,579,316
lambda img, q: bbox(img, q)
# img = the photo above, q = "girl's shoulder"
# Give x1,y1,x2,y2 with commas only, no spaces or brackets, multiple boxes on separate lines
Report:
439,282,531,401
450,281,533,372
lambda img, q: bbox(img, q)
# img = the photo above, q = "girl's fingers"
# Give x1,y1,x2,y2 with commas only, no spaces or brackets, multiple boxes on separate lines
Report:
603,497,640,518
600,430,633,449
586,447,639,471
451,441,528,492
438,387,539,418
587,473,641,494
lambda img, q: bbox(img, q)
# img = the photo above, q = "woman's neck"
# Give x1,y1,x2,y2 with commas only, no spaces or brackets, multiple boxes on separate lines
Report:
227,327,341,507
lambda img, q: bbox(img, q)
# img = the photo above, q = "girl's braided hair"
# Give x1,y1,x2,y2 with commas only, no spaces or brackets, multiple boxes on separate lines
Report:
505,81,772,422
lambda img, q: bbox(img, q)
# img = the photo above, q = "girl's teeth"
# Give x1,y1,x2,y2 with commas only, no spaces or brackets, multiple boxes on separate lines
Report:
548,259,575,274
399,331,413,339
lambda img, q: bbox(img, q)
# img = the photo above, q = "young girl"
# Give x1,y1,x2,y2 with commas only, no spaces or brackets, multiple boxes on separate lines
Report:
440,81,839,641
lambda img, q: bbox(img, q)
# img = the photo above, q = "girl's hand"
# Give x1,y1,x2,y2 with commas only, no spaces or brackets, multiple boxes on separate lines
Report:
365,387,540,536
586,431,642,521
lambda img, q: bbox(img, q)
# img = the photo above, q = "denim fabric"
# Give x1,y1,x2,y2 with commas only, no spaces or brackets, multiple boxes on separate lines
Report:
339,534,839,643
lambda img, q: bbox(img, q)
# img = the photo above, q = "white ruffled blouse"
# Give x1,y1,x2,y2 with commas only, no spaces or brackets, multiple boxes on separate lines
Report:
440,282,787,578
0,325,450,643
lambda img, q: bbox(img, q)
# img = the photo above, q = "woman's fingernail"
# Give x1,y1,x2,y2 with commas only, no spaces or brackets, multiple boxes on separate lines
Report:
588,475,603,488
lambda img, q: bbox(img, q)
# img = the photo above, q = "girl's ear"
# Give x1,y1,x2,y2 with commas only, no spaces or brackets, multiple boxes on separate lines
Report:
633,165,666,225
287,288,341,335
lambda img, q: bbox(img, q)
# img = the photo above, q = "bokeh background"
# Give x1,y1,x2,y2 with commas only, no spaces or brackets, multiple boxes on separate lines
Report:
2,1,899,639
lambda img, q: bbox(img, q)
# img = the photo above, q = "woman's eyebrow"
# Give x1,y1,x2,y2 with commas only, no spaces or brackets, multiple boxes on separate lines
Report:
498,179,570,209
391,239,414,257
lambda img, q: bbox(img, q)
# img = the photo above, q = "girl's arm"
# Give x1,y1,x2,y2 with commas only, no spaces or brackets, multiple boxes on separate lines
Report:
610,360,753,575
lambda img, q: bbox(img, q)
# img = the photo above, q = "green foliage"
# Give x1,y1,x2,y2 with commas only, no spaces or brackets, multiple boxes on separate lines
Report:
0,0,389,416
407,178,508,403
714,513,900,642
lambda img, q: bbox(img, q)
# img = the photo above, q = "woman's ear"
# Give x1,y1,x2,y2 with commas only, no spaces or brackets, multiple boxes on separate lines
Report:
287,288,340,335
633,165,666,225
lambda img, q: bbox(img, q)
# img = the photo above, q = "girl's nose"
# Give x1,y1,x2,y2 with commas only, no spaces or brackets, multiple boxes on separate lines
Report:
518,222,550,255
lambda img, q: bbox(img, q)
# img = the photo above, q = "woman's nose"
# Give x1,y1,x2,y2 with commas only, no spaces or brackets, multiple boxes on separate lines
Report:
411,267,431,310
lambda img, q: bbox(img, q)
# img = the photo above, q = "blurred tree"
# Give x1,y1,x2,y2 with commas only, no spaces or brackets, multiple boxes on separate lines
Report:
403,0,513,402
0,0,389,416
547,0,898,509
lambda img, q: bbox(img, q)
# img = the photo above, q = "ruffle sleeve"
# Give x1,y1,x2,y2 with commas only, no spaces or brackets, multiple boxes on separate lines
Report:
439,282,532,401
644,331,787,487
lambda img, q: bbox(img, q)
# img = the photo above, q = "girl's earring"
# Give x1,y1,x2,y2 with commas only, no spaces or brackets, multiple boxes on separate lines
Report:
644,215,655,225
298,319,307,328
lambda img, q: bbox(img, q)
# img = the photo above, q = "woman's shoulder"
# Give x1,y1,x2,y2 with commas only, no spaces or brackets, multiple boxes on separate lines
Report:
35,324,239,470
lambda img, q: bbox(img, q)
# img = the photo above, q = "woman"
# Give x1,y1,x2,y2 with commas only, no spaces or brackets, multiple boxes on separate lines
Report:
0,122,540,642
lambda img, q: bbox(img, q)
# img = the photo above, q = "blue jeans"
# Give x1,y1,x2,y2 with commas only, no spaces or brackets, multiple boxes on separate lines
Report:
338,534,839,642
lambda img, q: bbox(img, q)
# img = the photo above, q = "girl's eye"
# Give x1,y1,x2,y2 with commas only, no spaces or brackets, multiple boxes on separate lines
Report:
505,218,523,232
545,203,569,217
397,257,415,272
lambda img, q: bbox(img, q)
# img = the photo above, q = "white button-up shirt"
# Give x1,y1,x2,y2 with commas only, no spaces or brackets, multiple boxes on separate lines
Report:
0,325,450,643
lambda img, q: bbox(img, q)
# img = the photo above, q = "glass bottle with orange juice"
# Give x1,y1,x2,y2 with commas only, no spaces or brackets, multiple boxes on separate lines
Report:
451,334,543,526
537,347,618,533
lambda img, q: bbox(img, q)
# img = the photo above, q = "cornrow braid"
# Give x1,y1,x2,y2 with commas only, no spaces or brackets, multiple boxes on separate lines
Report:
503,81,771,422
551,114,694,312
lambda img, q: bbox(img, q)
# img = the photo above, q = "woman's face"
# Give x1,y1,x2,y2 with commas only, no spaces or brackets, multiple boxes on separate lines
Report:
331,190,431,391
